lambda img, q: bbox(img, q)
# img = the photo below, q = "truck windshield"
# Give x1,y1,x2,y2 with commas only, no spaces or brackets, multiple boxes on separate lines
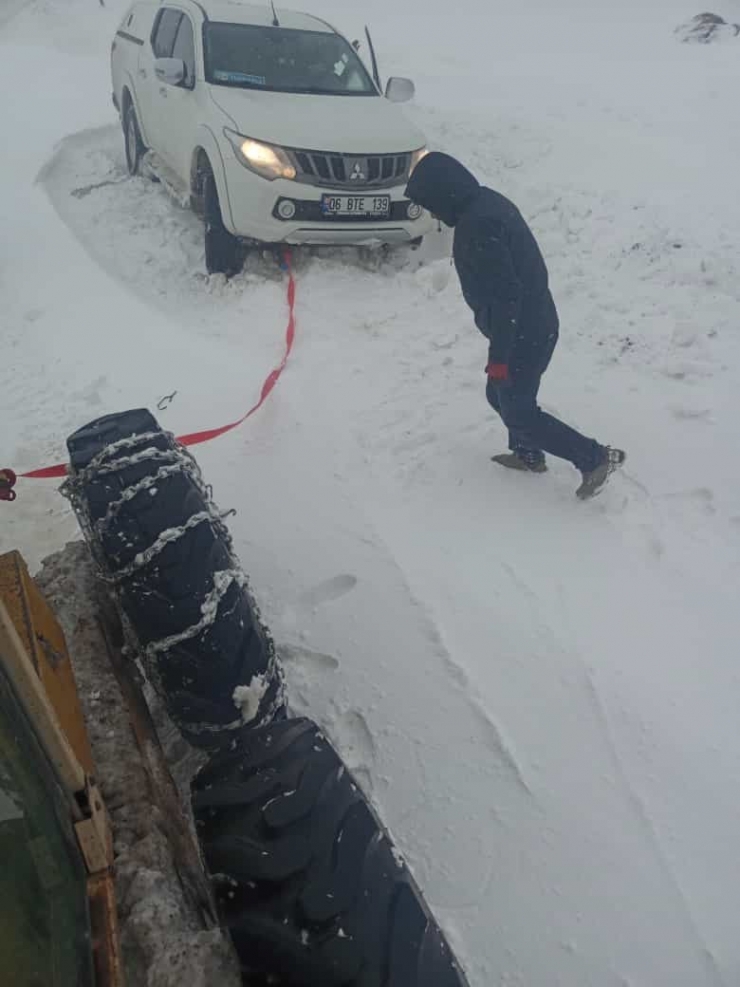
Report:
204,23,378,96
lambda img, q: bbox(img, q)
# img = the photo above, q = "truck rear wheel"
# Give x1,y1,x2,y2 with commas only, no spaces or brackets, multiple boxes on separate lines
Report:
123,102,146,176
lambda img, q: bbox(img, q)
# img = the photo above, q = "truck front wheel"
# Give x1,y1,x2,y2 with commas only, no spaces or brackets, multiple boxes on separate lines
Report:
201,163,244,278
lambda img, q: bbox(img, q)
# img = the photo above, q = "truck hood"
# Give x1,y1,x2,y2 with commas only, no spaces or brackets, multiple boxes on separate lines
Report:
208,86,426,154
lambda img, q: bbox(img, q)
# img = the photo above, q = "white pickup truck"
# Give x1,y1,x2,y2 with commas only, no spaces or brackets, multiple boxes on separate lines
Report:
111,0,433,274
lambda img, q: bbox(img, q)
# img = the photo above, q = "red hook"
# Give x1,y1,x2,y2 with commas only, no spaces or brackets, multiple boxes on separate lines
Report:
0,468,17,502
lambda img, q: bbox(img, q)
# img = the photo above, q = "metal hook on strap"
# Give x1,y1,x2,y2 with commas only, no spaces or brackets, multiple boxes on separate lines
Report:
0,469,18,502
278,246,292,272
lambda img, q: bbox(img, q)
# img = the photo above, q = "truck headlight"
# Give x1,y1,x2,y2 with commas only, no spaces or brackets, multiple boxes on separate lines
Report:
224,129,296,181
409,147,429,176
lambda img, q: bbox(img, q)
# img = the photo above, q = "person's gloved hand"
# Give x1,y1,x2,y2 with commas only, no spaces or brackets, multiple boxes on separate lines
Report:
486,363,510,385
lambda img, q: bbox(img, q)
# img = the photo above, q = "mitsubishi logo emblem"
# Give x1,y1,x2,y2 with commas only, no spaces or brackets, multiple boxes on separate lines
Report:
348,159,366,182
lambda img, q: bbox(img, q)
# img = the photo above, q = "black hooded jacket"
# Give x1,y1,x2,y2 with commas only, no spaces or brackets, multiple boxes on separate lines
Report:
406,153,559,371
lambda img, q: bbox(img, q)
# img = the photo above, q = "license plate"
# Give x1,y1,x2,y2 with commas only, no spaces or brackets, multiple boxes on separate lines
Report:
321,194,391,218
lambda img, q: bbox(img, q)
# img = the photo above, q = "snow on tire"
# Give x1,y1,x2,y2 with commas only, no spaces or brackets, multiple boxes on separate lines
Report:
64,408,286,749
193,717,470,987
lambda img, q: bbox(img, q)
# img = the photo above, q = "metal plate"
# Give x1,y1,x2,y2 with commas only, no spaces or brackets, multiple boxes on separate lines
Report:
320,193,391,218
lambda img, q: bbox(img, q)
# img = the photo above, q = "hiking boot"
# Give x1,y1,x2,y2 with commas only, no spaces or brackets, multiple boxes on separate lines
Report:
576,447,626,500
492,451,548,473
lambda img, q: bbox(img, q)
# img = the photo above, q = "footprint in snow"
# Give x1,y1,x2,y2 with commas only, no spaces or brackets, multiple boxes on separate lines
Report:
278,643,340,719
278,642,339,671
669,405,712,421
661,486,716,515
295,574,358,611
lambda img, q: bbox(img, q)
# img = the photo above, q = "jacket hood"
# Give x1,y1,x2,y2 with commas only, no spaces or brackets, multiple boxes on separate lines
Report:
405,152,480,227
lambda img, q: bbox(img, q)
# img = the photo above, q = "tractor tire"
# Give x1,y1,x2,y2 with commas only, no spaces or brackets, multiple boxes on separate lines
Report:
65,409,285,749
192,717,470,987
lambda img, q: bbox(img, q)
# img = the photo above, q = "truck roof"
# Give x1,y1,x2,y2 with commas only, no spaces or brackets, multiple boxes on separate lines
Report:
198,1,334,32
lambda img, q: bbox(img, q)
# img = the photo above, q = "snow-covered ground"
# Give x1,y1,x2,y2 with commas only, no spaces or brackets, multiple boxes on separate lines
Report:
2,0,740,983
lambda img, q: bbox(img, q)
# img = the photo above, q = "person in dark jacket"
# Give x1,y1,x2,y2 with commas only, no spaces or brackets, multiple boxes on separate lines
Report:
405,152,625,499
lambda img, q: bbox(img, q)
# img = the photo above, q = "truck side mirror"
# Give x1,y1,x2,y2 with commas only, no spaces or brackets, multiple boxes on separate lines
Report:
154,57,186,87
385,77,415,103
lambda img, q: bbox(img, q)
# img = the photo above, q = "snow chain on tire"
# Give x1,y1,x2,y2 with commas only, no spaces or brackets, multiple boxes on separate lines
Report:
63,409,286,749
64,409,470,986
193,718,469,987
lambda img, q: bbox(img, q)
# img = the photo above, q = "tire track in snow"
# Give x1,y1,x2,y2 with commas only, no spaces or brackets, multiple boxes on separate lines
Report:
431,617,534,798
550,563,733,987
424,616,535,799
326,487,537,802
285,489,537,803
581,670,727,987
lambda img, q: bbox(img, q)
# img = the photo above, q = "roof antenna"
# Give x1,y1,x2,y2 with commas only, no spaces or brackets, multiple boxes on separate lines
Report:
270,1,280,26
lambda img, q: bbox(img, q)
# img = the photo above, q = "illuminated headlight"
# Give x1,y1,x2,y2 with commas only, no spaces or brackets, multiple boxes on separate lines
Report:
408,146,429,176
407,202,423,220
277,199,297,220
224,129,296,181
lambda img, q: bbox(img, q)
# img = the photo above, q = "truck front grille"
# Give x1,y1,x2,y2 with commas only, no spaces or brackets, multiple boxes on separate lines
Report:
289,150,411,189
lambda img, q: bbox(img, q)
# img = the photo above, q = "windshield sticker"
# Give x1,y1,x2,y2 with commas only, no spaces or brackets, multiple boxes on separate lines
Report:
214,70,267,85
333,53,348,77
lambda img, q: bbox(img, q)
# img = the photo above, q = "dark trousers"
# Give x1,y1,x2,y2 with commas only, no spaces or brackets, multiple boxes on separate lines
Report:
486,336,603,473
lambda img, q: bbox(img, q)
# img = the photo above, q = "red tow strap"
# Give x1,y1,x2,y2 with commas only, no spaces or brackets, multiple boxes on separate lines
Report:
1,251,297,501
177,257,296,447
